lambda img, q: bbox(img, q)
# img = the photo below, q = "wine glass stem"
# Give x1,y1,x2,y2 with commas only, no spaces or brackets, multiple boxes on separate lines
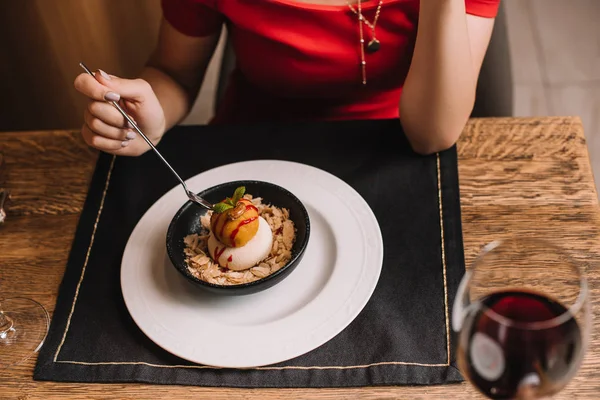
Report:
0,302,15,339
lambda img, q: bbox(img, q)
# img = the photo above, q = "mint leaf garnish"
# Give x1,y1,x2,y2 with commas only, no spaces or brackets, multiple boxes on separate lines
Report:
213,202,233,213
231,186,246,204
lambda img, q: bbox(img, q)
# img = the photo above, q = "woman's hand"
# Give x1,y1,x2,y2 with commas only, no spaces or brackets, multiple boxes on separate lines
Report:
74,69,166,156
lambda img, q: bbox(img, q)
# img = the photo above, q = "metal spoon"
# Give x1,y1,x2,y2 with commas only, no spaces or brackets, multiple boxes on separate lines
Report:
79,63,213,211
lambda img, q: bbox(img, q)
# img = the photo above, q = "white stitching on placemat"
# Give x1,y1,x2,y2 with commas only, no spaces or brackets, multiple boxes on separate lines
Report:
54,153,452,370
55,360,449,369
436,152,451,365
53,155,117,362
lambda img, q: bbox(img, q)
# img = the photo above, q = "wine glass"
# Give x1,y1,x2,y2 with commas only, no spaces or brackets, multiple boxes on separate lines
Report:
0,181,50,368
452,237,590,399
0,298,50,369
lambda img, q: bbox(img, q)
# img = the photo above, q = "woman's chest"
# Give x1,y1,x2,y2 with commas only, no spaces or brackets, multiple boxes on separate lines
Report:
219,0,420,97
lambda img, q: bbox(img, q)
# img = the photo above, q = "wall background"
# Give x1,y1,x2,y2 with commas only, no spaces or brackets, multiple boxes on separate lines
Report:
0,0,225,131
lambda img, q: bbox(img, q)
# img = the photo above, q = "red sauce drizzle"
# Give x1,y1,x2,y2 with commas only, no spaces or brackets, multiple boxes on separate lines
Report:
213,202,258,244
227,255,233,262
230,216,258,243
213,246,226,261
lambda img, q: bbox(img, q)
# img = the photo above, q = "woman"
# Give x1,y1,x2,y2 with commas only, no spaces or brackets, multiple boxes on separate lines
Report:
74,0,500,156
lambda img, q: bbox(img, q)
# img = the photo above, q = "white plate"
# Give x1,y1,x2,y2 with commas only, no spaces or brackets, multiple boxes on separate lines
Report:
121,160,383,368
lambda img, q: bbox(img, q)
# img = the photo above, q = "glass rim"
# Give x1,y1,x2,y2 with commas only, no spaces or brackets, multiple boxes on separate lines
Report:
466,237,588,330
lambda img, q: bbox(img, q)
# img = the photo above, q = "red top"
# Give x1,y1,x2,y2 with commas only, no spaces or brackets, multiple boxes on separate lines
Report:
161,0,501,124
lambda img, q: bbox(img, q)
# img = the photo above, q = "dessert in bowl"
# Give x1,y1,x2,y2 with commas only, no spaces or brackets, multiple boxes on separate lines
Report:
166,180,310,295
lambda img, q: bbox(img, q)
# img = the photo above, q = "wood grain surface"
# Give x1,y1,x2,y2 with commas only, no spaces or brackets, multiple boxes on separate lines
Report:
1,117,599,399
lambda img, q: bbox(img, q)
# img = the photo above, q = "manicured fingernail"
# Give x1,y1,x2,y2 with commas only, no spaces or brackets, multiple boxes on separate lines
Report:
121,141,129,147
126,130,136,140
98,69,111,80
104,91,120,102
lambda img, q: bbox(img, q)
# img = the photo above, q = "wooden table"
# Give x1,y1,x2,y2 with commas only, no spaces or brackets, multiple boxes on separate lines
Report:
1,117,599,399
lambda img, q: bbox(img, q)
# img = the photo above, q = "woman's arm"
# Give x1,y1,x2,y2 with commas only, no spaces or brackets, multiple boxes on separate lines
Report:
143,18,222,131
399,0,496,155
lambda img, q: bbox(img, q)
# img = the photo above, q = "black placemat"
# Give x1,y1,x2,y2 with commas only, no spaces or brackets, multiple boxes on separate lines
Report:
34,119,465,387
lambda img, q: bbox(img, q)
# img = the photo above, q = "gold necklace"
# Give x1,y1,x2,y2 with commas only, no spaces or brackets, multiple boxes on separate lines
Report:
347,0,383,52
347,0,384,85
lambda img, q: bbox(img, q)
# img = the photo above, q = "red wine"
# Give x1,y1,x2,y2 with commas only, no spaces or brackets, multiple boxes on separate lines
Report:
457,290,582,399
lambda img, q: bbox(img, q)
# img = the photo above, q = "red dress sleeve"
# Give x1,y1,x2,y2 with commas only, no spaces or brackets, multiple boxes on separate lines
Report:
465,0,501,18
161,0,223,37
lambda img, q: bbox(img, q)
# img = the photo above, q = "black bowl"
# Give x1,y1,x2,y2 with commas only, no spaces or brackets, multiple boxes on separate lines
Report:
166,180,310,296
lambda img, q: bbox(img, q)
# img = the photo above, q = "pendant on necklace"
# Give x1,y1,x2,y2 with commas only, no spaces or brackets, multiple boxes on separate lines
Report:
367,38,380,53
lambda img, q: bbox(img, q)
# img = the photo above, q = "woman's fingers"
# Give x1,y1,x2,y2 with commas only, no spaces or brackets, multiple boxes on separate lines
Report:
84,108,136,141
74,70,152,102
81,123,130,152
87,100,130,128
74,68,164,157
74,73,121,102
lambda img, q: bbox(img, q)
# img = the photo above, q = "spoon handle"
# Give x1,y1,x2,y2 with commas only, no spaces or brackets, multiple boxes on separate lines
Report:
78,63,190,192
